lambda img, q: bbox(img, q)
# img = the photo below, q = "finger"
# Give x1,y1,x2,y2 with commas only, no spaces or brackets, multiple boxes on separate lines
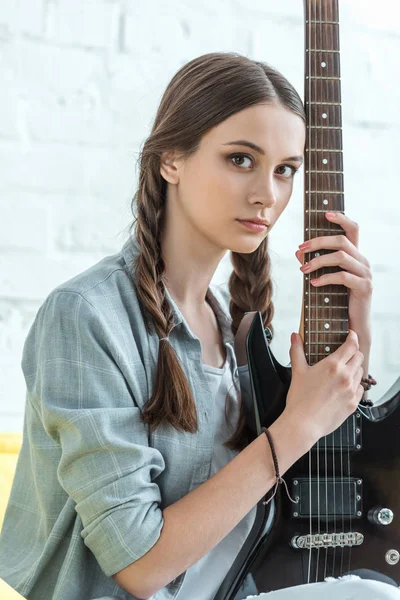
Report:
299,234,369,268
356,366,365,396
331,329,359,364
310,271,373,297
325,212,359,248
345,349,364,375
301,250,371,279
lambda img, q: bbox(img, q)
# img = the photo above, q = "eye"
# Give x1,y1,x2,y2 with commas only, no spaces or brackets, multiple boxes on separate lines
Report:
229,153,254,169
276,164,299,178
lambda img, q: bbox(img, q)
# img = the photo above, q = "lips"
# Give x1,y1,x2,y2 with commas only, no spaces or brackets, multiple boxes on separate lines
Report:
237,219,270,226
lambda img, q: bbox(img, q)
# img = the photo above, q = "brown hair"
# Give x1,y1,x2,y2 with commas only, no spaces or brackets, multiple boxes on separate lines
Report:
127,51,305,452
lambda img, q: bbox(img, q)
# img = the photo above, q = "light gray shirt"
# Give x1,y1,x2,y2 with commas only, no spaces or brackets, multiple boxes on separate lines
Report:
0,233,243,600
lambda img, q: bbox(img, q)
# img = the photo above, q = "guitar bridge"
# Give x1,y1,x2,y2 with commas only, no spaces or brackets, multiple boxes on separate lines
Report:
291,531,364,550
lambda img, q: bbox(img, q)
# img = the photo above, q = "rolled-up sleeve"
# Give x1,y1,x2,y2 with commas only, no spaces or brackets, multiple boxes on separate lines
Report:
23,290,165,577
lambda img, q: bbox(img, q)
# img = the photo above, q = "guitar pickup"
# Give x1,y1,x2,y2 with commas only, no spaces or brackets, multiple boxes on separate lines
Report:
311,412,362,452
291,477,363,520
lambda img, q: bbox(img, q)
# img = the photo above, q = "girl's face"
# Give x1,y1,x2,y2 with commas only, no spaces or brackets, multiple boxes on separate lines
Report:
160,101,306,255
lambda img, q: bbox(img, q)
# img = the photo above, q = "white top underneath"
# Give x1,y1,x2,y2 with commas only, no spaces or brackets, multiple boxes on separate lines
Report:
172,342,257,600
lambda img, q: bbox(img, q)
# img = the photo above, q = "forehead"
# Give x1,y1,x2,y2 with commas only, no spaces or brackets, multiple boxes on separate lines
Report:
202,102,305,156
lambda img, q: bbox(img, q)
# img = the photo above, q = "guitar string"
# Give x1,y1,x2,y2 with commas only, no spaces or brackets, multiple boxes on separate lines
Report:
338,0,354,575
335,0,345,575
320,0,330,583
323,0,336,581
306,0,313,585
314,0,322,582
324,0,335,581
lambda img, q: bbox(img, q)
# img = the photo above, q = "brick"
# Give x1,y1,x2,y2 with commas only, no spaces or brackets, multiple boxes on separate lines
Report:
0,0,45,37
49,194,130,253
44,0,120,49
340,0,400,36
0,141,135,198
0,192,48,251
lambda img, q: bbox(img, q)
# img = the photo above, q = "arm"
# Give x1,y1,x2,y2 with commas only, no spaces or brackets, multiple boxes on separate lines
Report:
113,412,312,599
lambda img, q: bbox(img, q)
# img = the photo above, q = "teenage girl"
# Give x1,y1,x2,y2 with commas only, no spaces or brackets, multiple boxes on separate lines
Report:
0,52,398,600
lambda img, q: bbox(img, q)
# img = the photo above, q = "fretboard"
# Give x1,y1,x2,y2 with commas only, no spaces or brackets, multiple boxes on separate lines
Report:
303,0,349,365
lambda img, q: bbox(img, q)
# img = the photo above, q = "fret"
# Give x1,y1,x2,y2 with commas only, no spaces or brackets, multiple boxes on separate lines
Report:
306,292,347,295
306,76,340,80
306,331,348,334
305,318,348,322
308,125,342,129
307,306,347,309
306,49,340,53
305,210,345,213
307,102,342,106
306,170,343,174
306,21,339,25
305,228,345,232
306,341,342,345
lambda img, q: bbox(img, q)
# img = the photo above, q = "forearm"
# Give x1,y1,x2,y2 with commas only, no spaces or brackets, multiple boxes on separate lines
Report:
113,414,311,599
358,329,371,376
358,329,372,399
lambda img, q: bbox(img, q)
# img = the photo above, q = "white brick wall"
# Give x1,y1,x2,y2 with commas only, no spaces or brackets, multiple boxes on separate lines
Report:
1,0,399,431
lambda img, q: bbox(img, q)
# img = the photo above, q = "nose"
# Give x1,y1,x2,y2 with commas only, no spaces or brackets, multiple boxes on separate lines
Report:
248,173,277,208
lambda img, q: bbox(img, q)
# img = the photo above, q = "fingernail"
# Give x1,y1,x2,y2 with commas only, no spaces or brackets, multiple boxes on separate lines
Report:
326,212,336,218
299,240,311,250
291,332,297,343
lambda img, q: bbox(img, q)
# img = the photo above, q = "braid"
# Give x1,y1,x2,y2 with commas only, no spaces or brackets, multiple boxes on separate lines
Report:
223,236,275,452
134,152,198,433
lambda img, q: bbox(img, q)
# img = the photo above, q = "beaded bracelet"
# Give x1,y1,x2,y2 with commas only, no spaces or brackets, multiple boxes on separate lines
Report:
360,373,377,391
359,373,377,407
260,427,297,506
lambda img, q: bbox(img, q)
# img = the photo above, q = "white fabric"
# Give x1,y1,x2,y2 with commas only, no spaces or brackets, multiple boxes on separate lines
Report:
174,342,258,600
244,574,400,599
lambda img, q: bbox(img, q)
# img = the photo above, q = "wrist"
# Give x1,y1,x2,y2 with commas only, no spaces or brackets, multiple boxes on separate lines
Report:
267,411,314,476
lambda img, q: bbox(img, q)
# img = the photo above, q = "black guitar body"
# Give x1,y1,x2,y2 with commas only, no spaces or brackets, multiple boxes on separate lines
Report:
214,311,400,599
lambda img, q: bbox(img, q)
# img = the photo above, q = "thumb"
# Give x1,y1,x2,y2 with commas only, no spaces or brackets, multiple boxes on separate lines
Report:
289,332,308,370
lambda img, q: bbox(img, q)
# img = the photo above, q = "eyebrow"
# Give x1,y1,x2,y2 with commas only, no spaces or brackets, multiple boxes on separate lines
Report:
222,140,304,163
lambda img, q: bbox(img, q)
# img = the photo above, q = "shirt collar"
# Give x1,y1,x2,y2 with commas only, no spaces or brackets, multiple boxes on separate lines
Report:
121,234,235,345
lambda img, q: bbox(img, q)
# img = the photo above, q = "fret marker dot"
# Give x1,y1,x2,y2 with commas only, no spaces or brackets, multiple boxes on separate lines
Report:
322,113,327,119
325,323,330,329
325,346,330,352
314,252,320,257
323,199,329,205
321,62,326,67
322,158,328,164
324,297,329,303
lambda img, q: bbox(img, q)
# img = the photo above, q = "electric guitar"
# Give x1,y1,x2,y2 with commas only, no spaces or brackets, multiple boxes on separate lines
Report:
213,1,400,597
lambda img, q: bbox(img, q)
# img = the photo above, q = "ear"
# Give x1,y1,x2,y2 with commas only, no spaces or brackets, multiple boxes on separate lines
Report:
160,150,182,184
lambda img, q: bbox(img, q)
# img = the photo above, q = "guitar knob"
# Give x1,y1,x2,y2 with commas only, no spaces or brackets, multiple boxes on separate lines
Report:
368,507,394,525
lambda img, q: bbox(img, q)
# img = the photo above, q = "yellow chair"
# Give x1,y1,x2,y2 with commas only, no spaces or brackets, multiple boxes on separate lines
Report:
0,433,25,599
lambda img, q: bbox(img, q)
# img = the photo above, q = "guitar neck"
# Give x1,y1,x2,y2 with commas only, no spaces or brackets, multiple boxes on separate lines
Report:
302,0,349,365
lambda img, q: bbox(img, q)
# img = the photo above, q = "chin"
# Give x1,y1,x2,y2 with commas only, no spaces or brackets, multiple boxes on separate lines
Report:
228,237,266,255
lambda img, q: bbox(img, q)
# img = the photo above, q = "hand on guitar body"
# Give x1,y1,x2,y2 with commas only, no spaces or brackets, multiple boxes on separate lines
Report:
282,329,365,448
